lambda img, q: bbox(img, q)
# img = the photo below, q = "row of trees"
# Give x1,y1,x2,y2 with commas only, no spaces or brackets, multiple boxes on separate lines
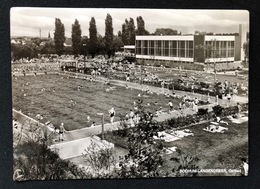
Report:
11,15,183,60
53,15,150,57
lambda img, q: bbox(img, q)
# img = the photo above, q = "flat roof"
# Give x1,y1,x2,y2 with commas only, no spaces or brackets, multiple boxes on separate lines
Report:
123,45,135,49
136,35,193,40
59,59,77,62
136,35,237,41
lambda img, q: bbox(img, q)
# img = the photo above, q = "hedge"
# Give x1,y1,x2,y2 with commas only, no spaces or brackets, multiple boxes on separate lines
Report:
104,103,248,147
164,103,248,129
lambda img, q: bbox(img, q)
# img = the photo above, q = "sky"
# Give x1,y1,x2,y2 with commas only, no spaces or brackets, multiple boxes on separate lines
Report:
10,8,249,39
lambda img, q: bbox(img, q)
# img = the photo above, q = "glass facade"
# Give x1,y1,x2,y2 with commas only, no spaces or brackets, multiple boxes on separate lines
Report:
205,40,234,59
136,37,237,63
136,40,194,58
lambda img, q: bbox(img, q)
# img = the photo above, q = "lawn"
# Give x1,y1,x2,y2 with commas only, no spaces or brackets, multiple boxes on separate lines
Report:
162,116,248,176
12,74,183,130
98,108,248,176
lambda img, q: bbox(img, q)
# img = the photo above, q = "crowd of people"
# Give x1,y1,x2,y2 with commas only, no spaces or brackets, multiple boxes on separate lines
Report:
13,55,248,141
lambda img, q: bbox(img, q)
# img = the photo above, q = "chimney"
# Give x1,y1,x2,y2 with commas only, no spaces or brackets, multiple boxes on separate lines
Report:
239,24,244,61
239,24,242,36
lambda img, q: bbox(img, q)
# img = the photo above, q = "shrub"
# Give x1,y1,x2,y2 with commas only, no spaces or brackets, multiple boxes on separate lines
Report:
197,108,208,115
165,103,246,130
13,141,91,180
212,105,224,117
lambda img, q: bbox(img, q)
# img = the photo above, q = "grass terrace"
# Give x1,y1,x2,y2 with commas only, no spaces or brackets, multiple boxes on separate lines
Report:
12,74,184,130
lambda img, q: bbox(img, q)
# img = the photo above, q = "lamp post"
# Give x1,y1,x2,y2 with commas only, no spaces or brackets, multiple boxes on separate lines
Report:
97,113,104,140
212,40,218,84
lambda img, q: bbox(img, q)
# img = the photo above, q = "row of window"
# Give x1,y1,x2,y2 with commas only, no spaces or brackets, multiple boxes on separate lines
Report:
205,40,234,49
205,41,235,58
205,49,234,58
136,40,194,58
136,40,235,58
136,40,193,50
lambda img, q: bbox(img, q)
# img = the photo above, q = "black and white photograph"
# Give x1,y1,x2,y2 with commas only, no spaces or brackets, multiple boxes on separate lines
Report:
11,8,249,180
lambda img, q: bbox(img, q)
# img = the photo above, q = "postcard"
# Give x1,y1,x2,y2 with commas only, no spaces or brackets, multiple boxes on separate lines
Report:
11,8,249,180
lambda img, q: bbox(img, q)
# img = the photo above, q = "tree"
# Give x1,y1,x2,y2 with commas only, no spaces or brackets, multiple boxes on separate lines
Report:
97,34,106,55
71,19,82,56
89,17,98,58
105,14,114,57
115,103,165,178
113,35,124,53
136,16,149,35
117,31,122,38
121,18,136,45
39,41,56,55
54,18,65,56
170,149,199,177
13,141,91,181
128,18,136,45
243,32,249,64
80,36,89,55
153,28,178,35
83,140,116,178
121,23,128,45
11,43,38,60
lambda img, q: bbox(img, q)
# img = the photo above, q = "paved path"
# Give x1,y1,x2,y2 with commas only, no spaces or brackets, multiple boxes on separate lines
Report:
50,136,114,159
65,122,121,141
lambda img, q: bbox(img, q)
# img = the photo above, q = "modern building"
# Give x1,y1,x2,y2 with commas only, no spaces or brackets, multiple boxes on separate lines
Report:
135,33,241,65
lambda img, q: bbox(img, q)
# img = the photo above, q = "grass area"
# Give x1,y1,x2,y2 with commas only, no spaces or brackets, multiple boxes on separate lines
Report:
12,74,182,130
162,116,248,176
104,114,248,176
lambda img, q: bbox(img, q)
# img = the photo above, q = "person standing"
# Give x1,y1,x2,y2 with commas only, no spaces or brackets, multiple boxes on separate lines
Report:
215,95,219,105
167,100,174,113
192,101,198,112
126,74,130,82
227,93,231,107
237,102,242,117
109,107,115,123
86,116,91,122
129,109,135,120
241,158,249,176
59,123,67,142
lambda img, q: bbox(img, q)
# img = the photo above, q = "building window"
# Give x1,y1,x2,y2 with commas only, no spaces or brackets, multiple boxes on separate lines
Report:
161,41,165,56
157,41,162,56
169,41,177,57
164,40,169,56
178,41,185,57
136,40,141,55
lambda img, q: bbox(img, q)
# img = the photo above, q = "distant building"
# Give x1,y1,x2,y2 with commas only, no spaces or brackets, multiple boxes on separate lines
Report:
135,34,241,64
135,25,243,65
